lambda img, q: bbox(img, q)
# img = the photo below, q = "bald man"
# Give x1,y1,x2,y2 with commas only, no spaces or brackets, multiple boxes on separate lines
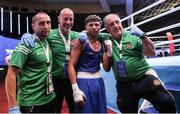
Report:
48,8,78,113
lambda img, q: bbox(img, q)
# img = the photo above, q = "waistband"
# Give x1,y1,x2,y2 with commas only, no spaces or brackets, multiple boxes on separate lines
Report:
77,71,102,79
117,69,157,84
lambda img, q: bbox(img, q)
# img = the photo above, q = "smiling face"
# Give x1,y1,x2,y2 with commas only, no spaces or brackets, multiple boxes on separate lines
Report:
104,14,124,39
58,8,74,36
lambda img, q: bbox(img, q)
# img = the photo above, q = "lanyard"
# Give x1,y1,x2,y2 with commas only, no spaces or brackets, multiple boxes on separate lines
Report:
58,26,71,60
34,34,53,95
112,37,123,59
34,34,51,73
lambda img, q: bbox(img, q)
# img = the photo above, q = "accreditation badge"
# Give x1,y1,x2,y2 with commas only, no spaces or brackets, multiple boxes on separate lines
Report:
65,40,71,60
46,73,54,95
116,60,126,78
66,55,70,61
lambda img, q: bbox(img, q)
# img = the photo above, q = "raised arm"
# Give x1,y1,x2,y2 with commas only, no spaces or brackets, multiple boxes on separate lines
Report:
102,40,112,72
131,25,155,57
141,35,155,57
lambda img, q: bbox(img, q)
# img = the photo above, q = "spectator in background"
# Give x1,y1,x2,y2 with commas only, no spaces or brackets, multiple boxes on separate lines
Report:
103,13,176,113
5,12,56,113
160,47,169,57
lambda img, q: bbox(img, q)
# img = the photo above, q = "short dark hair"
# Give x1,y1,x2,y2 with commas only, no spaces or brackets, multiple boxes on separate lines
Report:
32,12,48,24
84,15,102,25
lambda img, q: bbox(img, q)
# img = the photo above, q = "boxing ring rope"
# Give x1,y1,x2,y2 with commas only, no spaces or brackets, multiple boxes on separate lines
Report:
146,23,180,35
100,0,167,32
154,39,180,46
121,0,166,22
149,34,180,39
124,6,180,30
149,34,180,53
